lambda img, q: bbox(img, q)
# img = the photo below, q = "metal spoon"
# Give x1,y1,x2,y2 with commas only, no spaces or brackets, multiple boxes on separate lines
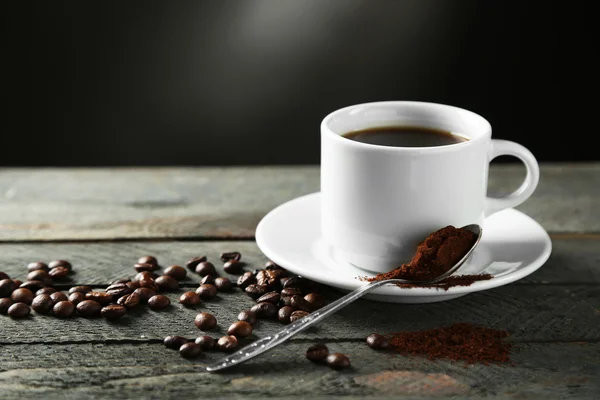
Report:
206,223,482,372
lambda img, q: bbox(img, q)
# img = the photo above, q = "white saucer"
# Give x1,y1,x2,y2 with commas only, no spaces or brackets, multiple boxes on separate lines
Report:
255,192,552,303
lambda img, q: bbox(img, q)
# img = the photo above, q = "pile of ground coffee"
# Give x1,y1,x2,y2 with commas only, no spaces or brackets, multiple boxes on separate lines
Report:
359,225,490,289
386,323,511,364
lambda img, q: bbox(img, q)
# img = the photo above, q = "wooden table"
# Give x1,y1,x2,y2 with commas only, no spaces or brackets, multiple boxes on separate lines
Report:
0,164,598,399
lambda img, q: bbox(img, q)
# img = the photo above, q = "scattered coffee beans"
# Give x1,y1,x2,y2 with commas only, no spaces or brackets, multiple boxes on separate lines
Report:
48,266,69,280
19,280,47,292
68,292,86,305
217,335,238,352
326,353,351,370
290,295,311,312
134,263,156,273
164,265,187,281
237,272,256,289
155,275,179,291
148,295,171,310
223,260,242,274
53,301,75,318
164,335,189,350
227,321,253,338
69,286,92,294
31,294,54,314
0,298,14,314
237,310,257,325
244,284,268,300
76,300,102,317
86,292,113,306
36,287,57,296
7,302,30,318
49,260,72,271
27,270,50,282
196,284,217,299
11,288,34,305
256,291,280,304
195,335,216,350
185,256,207,271
214,277,233,292
117,292,141,308
306,343,329,362
12,279,23,288
304,293,325,310
289,310,309,323
200,275,215,285
280,287,302,297
101,304,128,320
251,302,277,319
195,261,216,276
366,333,389,349
133,287,156,303
195,312,217,330
277,306,293,324
138,256,158,268
180,342,202,358
0,279,17,297
220,251,241,262
27,262,49,272
0,272,8,280
106,282,133,299
179,291,201,306
50,291,69,304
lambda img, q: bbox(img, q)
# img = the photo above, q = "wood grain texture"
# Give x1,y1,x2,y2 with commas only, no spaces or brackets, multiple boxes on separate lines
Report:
0,342,598,399
0,163,598,241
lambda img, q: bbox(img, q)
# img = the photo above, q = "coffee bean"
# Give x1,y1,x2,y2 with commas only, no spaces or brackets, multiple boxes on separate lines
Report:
27,270,50,282
19,280,47,292
306,343,329,362
0,272,9,280
282,276,309,292
36,287,57,296
49,266,69,280
304,293,326,310
138,255,158,268
53,301,75,318
237,310,257,325
50,291,69,304
366,333,389,349
117,292,141,308
214,277,232,292
195,335,216,350
256,269,283,288
105,282,133,299
164,265,187,281
194,312,217,330
31,294,54,314
8,302,30,318
217,335,238,352
0,298,13,314
196,284,217,299
134,263,156,273
86,292,113,306
279,277,291,287
127,280,141,290
69,286,92,294
200,275,215,285
326,353,350,370
220,251,242,262
101,304,128,320
27,262,49,272
12,279,23,288
180,342,202,358
185,256,207,271
244,284,268,300
179,291,201,306
195,261,216,277
279,296,292,307
164,335,189,350
256,291,280,304
223,260,242,274
139,277,159,292
280,287,302,297
76,300,102,317
227,321,253,338
68,292,86,305
265,260,280,268
237,272,256,290
133,287,156,303
277,306,294,324
134,271,155,282
148,294,170,310
155,275,179,292
0,279,17,297
11,288,34,305
290,295,312,312
49,260,72,271
250,302,277,319
289,310,309,323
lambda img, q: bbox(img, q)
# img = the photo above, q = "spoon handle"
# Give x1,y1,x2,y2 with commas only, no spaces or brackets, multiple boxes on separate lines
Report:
205,279,396,372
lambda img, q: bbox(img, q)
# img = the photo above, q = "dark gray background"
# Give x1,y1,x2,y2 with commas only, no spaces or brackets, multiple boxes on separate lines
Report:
3,0,583,166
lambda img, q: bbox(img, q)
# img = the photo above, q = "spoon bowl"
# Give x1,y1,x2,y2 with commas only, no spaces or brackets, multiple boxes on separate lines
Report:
206,223,483,372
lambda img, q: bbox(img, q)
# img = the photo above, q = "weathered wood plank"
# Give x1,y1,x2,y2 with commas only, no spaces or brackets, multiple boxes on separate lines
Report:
0,283,598,344
0,163,597,241
0,342,598,399
0,238,598,286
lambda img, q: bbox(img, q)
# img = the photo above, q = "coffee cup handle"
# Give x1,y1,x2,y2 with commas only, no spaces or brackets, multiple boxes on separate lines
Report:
484,139,540,217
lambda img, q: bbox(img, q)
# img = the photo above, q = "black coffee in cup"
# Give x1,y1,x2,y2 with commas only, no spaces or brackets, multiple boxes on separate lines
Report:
342,126,468,147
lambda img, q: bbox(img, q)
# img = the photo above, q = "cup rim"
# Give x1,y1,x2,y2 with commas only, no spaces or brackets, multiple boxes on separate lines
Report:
321,101,492,153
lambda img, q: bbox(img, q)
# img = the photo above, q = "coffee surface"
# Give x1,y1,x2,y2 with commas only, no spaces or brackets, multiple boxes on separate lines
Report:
342,126,468,147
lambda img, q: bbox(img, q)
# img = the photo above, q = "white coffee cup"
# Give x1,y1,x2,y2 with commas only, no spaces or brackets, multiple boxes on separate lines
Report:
320,101,539,273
